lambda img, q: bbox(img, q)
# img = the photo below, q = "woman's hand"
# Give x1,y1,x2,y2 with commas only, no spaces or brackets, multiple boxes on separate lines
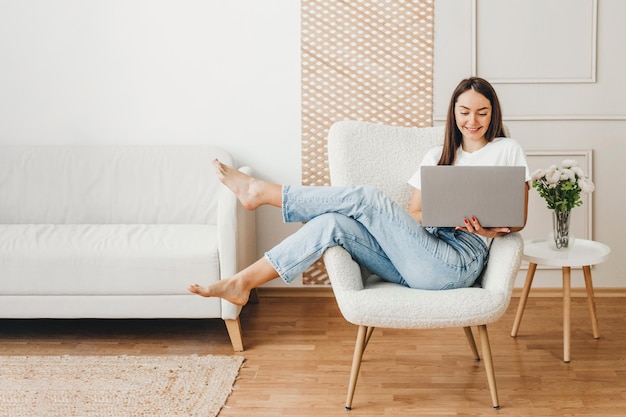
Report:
455,216,511,238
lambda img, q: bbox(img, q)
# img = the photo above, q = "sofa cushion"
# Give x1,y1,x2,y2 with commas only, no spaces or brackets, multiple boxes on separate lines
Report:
0,146,233,224
0,224,219,296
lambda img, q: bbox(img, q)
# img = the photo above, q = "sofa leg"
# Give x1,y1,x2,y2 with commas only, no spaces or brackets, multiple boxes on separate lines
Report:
225,318,244,352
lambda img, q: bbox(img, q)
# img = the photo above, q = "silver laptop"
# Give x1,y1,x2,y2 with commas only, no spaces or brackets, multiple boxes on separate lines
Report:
420,166,526,228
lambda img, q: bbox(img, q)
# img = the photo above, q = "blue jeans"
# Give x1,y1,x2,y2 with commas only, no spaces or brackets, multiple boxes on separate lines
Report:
264,185,489,290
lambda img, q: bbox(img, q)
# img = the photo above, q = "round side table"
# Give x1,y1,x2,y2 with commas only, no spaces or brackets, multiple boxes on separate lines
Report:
510,238,611,363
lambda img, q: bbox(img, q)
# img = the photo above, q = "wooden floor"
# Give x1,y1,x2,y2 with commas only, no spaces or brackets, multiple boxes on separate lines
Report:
1,296,625,416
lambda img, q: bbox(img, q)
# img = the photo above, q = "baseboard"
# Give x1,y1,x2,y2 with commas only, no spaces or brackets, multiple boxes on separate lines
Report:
257,287,336,298
257,286,626,298
511,287,626,298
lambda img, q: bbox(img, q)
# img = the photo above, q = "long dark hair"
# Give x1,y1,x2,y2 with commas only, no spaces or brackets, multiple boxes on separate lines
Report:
438,77,506,165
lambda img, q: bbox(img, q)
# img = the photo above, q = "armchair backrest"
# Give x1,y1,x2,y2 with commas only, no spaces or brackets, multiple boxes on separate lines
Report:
327,121,444,209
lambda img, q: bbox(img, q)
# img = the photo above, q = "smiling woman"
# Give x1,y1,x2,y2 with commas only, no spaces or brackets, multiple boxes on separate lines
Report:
438,77,507,165
454,91,492,152
408,77,530,236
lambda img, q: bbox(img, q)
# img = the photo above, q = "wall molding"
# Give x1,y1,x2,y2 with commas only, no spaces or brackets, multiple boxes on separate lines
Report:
471,0,598,84
433,0,626,122
257,286,626,298
501,114,626,121
433,115,626,122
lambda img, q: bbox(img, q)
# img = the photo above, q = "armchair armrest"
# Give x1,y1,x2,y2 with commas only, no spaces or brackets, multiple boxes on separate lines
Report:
323,246,365,293
480,232,523,296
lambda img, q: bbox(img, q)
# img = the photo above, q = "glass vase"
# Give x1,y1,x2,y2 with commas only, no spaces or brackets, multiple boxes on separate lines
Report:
549,210,574,250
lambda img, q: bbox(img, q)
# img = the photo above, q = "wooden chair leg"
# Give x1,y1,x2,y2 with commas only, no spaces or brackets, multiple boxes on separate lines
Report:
511,262,537,337
363,326,375,351
224,318,244,352
478,325,500,410
345,325,369,411
463,326,480,361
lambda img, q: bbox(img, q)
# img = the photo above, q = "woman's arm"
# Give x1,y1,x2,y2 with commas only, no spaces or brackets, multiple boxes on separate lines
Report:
408,188,423,223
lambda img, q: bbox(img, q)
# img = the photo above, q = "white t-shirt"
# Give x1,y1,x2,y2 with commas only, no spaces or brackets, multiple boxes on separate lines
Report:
408,137,531,190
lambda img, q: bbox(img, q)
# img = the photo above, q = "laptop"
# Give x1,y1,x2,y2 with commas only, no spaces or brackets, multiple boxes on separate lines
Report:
419,166,526,228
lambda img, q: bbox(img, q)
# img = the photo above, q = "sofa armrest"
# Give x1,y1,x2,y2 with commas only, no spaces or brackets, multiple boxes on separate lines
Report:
217,166,257,320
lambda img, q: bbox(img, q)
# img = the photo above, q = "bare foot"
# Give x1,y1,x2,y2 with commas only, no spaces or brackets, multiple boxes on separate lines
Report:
187,278,251,306
212,159,267,210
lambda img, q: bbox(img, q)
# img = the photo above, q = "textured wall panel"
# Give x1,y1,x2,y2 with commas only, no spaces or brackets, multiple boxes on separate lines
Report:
301,0,434,285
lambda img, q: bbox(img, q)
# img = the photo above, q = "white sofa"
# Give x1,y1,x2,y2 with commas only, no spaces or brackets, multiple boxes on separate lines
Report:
0,146,256,351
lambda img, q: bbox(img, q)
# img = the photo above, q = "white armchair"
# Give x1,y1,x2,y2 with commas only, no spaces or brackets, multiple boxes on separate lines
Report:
323,121,524,410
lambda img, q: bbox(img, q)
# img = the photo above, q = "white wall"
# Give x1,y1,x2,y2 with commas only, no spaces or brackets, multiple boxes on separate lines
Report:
434,0,626,289
1,0,623,290
0,0,304,286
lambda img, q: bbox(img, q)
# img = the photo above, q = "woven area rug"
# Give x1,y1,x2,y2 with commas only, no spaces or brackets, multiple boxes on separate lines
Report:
0,354,244,417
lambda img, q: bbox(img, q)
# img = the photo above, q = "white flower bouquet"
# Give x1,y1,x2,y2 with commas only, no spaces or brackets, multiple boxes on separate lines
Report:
530,159,595,213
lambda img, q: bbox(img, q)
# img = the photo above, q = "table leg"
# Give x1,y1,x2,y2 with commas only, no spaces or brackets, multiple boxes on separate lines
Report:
583,265,600,339
562,266,571,363
511,262,537,337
